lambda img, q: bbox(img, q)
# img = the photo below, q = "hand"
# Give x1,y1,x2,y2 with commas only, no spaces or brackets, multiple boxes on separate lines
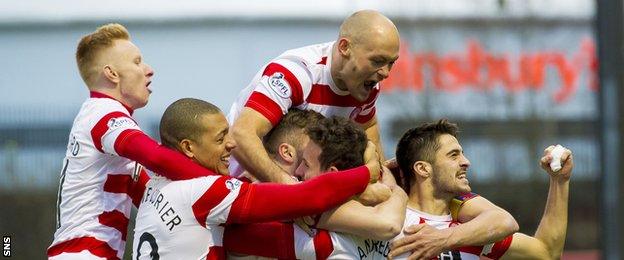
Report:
357,182,392,206
294,216,316,237
363,141,381,183
540,145,573,181
380,166,398,188
389,224,452,260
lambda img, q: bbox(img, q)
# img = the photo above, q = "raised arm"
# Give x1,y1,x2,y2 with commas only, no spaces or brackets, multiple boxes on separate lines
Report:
361,115,385,161
501,145,572,260
231,108,295,184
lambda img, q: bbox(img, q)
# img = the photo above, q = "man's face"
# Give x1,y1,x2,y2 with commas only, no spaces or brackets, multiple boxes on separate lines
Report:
294,140,324,181
190,113,236,175
342,37,399,102
108,39,154,109
430,134,472,196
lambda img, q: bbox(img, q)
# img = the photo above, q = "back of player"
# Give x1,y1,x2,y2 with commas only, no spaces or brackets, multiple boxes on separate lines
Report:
48,96,141,259
133,174,245,259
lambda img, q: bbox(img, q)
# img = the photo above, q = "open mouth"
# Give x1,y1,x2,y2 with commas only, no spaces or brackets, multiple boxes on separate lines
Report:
146,81,153,94
221,156,230,166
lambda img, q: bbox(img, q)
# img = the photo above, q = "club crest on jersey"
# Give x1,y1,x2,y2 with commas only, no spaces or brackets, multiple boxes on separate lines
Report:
107,117,137,130
268,72,292,99
225,179,243,191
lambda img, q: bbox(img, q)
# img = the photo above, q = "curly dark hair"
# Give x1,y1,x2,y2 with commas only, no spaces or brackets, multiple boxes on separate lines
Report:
395,119,459,193
305,116,368,171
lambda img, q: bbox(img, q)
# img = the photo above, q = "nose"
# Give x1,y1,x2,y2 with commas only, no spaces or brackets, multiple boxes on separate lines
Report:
377,65,390,79
460,154,471,169
226,135,237,151
145,63,154,78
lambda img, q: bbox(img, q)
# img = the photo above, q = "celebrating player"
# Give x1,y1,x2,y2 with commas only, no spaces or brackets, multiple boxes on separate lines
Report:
389,119,572,259
132,98,381,259
228,10,400,183
48,24,228,259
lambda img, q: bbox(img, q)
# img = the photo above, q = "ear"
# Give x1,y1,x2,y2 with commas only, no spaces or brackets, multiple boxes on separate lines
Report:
328,166,339,172
178,139,195,158
277,143,296,164
337,38,351,57
103,65,120,84
413,161,432,178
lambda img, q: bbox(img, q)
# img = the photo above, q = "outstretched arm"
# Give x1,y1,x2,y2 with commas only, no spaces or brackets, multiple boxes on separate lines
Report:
115,129,216,180
501,145,572,260
317,168,407,240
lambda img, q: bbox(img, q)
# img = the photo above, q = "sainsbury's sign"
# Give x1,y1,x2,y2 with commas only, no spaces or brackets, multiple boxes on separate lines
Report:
382,37,598,104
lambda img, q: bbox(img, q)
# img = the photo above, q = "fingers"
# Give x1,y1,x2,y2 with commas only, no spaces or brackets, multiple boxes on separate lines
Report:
384,157,398,169
404,223,427,234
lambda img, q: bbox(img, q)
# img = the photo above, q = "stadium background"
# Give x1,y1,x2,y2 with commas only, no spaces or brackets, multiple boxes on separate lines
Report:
0,0,616,259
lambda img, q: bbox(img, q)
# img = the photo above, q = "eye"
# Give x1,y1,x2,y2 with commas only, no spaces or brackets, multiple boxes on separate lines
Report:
217,138,224,144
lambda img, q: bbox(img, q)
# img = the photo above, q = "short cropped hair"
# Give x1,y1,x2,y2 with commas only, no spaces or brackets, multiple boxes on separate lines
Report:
306,116,367,171
264,108,325,156
76,23,130,87
159,98,221,149
395,119,459,193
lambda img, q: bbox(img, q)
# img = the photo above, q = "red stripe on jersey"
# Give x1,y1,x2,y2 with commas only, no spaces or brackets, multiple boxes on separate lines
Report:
47,236,119,260
192,177,231,228
130,169,150,207
98,210,129,241
317,56,327,65
484,234,514,259
206,246,226,260
307,84,379,107
245,92,284,126
262,62,304,106
354,107,376,124
103,174,133,194
313,229,334,260
90,111,134,153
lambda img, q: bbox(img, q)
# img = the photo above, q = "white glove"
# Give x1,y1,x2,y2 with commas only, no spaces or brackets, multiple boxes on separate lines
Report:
549,145,566,172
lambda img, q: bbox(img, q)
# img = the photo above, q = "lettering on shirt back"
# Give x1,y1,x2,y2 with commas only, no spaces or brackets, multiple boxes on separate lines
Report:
143,186,182,231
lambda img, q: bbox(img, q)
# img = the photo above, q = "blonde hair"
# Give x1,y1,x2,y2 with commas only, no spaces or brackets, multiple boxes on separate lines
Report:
76,23,130,87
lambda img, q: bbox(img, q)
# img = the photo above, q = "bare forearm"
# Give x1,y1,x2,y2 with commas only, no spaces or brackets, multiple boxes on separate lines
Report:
448,209,519,248
232,128,292,183
534,178,569,259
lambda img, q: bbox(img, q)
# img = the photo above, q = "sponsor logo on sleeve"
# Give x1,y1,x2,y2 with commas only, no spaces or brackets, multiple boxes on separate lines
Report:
107,117,137,131
225,179,243,191
267,72,292,99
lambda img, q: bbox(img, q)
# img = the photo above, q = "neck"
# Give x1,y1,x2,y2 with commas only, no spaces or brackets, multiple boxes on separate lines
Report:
407,180,453,216
330,42,348,91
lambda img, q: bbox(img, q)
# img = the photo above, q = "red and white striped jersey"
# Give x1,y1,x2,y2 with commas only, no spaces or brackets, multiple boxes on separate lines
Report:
48,92,143,259
133,174,248,259
227,41,379,176
391,208,512,260
294,226,390,260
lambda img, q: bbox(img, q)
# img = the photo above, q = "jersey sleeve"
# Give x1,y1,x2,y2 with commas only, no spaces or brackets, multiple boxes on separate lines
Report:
244,59,312,126
226,166,370,224
90,111,141,155
449,192,480,220
191,176,249,226
482,234,514,259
